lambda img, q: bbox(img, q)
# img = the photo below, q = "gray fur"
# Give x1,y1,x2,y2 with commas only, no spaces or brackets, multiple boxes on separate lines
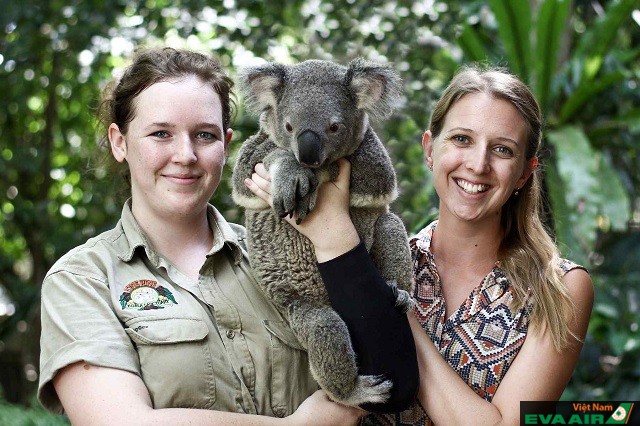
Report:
231,58,413,406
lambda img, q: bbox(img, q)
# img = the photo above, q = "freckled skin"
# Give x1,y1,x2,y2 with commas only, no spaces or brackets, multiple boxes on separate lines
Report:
109,76,230,225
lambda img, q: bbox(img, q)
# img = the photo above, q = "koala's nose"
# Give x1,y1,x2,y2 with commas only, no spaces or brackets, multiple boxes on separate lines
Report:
297,130,322,168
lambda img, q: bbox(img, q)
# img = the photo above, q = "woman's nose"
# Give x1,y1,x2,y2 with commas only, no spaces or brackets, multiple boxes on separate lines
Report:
466,146,491,174
173,135,197,164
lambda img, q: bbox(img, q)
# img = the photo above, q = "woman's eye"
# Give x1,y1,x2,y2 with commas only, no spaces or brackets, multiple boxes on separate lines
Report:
151,131,170,138
452,135,469,144
495,145,514,156
196,132,217,140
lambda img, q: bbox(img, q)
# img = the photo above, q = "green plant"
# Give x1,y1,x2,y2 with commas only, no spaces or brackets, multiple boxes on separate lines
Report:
0,396,69,426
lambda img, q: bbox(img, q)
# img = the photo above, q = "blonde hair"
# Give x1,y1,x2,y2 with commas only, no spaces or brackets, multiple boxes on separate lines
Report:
430,65,575,351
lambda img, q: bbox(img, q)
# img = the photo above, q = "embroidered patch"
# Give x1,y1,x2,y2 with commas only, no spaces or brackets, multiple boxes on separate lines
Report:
119,279,177,310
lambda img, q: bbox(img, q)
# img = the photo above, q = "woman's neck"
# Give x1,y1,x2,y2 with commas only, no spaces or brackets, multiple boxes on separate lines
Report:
432,214,503,269
132,203,214,279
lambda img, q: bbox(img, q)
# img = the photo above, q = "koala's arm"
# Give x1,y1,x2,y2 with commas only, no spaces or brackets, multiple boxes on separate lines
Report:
231,131,278,210
347,128,398,208
317,242,419,413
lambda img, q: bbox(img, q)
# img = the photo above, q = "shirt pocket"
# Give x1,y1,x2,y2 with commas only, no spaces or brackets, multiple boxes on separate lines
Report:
263,319,318,417
125,316,216,409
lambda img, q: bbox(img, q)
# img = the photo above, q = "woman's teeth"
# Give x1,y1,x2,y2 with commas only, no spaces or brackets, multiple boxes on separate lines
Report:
456,179,489,194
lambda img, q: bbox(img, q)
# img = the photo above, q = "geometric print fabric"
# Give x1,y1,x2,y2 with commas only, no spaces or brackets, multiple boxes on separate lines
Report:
366,221,583,426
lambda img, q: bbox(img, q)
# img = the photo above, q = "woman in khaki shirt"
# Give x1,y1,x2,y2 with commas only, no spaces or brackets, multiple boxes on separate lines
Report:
38,47,378,425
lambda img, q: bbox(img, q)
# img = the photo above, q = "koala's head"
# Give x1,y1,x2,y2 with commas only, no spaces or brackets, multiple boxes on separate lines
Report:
240,58,402,168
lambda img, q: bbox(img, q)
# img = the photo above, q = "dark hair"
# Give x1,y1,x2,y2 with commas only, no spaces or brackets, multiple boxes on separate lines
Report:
96,47,235,192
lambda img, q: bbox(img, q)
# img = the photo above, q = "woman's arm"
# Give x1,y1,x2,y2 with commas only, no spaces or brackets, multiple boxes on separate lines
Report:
245,159,419,413
54,362,363,426
246,159,361,261
411,268,594,425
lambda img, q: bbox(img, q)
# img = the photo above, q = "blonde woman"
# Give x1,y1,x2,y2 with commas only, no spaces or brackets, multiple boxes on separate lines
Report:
381,66,593,425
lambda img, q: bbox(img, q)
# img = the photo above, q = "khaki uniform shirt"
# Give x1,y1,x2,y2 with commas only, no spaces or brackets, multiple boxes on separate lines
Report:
38,202,317,415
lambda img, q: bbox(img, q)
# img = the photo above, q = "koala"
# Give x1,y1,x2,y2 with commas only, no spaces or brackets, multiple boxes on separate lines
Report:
231,58,414,406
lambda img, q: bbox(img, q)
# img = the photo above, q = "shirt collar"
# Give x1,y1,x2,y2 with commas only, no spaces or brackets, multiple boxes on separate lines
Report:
206,204,244,265
410,220,437,256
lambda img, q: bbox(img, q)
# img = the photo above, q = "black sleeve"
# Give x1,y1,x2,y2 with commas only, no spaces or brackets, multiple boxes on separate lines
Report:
317,241,419,413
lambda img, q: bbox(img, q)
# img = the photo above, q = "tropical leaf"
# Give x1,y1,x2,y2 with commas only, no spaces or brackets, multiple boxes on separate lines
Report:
534,0,571,111
573,0,638,79
616,108,640,133
559,71,626,123
458,24,490,63
588,108,640,137
490,0,532,80
546,126,601,263
596,155,632,232
544,156,588,264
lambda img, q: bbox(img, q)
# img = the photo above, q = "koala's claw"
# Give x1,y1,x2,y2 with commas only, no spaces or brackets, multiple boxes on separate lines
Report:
271,164,319,223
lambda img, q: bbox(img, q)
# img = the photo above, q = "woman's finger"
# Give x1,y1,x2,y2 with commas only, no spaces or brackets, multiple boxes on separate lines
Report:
254,162,271,181
244,176,273,205
250,169,272,194
334,158,352,188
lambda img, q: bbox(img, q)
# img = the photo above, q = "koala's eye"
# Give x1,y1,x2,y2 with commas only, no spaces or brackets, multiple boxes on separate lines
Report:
285,122,293,132
328,123,340,133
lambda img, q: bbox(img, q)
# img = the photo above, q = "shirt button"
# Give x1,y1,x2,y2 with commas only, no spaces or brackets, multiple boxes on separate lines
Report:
226,330,235,339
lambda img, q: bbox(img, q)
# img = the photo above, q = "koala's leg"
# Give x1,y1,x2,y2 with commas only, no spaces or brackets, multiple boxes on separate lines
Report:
288,301,392,406
347,130,398,208
369,212,415,313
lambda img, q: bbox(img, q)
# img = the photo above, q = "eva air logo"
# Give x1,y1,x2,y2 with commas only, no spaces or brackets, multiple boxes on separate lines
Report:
606,403,634,424
522,401,637,425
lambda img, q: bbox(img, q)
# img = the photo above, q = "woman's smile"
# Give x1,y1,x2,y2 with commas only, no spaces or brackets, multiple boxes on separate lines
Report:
454,178,490,194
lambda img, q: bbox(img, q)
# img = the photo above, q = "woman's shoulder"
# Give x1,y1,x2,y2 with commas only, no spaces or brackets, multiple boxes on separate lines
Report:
556,257,589,276
45,224,124,284
557,258,594,311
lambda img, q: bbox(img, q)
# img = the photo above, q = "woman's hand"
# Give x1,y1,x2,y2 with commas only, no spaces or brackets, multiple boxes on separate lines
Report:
244,159,360,262
286,390,366,426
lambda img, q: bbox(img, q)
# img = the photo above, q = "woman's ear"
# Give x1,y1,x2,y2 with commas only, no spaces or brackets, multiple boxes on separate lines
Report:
109,123,127,163
223,128,233,164
225,128,233,152
516,156,539,188
422,130,434,170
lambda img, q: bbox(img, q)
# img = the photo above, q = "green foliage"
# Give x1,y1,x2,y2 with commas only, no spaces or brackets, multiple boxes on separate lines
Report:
0,397,69,426
534,0,571,111
0,0,638,409
490,0,533,81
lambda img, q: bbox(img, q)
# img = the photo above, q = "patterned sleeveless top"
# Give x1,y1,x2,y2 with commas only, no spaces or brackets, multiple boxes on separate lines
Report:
365,221,585,426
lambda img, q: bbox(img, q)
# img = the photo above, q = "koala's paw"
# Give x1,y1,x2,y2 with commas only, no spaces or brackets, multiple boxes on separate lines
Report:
389,281,415,313
271,167,318,223
337,375,392,406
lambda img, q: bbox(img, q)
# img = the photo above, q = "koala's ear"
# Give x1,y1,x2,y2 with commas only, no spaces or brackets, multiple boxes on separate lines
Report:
345,58,403,120
239,63,286,114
